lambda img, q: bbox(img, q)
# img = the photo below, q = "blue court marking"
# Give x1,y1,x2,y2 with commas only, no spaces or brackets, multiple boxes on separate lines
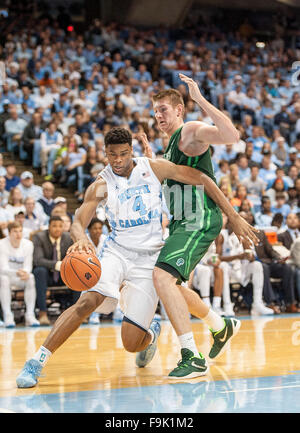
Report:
3,374,300,413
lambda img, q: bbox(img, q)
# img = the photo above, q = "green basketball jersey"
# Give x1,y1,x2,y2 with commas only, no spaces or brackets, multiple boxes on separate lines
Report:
163,126,218,219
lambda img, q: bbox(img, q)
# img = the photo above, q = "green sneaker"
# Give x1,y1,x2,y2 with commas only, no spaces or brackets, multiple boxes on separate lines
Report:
209,317,241,359
168,348,209,379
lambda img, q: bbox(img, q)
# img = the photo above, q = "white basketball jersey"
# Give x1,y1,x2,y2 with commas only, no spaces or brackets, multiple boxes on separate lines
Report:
99,157,164,252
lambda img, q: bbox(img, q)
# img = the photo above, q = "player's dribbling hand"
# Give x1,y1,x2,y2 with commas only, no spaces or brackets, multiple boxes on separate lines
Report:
179,73,202,102
67,239,96,255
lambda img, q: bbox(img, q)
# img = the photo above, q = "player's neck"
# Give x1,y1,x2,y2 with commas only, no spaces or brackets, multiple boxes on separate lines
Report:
166,119,184,138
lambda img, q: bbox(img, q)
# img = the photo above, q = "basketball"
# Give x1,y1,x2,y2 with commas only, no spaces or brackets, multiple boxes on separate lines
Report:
60,252,102,292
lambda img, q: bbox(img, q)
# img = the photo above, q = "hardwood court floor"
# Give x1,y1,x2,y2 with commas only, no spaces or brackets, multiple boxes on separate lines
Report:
1,315,300,412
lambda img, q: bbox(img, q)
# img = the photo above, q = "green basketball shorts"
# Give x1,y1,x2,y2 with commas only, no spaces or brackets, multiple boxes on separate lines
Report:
156,206,223,282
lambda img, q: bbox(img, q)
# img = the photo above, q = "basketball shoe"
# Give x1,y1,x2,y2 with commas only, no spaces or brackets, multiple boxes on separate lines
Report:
168,349,209,379
209,317,241,359
136,320,161,368
16,359,43,388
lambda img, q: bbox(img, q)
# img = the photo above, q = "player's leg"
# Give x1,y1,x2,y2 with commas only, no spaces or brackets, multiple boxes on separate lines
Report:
192,264,212,308
0,275,16,327
117,274,161,367
16,245,125,388
246,261,274,316
23,274,40,326
16,291,105,388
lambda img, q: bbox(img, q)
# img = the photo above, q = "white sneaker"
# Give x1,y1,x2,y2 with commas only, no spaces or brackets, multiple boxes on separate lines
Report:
25,316,40,327
4,314,15,328
251,303,274,316
0,320,4,327
88,312,100,325
223,303,235,317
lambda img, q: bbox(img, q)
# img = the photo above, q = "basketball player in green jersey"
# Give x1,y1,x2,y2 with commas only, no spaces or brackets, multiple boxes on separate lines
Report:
148,73,256,379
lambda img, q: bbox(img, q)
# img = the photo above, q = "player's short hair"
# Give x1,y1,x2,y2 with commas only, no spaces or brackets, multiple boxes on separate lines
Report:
104,127,132,147
152,89,185,113
8,221,22,232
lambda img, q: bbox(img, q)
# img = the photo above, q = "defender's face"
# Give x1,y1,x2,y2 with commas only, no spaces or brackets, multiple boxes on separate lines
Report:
106,143,133,177
153,98,181,133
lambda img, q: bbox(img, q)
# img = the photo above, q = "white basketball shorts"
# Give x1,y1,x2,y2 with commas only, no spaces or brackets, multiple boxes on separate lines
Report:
86,240,160,331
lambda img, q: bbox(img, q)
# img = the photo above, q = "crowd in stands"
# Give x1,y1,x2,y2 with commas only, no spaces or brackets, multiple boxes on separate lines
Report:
0,4,300,326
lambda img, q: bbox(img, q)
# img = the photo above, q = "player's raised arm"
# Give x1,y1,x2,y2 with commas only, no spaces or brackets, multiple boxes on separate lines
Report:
149,158,259,248
68,178,107,255
179,73,239,155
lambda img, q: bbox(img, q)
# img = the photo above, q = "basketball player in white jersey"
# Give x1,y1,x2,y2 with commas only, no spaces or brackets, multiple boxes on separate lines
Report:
16,127,258,388
215,212,274,316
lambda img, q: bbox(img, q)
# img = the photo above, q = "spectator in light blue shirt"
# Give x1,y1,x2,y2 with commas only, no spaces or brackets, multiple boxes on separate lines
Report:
271,192,291,220
134,64,152,83
237,153,251,181
255,196,274,228
219,143,237,162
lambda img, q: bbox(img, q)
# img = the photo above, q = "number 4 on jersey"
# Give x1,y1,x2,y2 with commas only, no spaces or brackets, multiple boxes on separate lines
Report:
132,195,147,216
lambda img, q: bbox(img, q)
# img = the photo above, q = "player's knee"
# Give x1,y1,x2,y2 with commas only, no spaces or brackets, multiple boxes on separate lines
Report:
75,294,100,318
153,266,174,293
122,336,140,353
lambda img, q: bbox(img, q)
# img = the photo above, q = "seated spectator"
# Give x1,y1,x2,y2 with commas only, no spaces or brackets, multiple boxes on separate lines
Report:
250,214,300,313
237,153,250,181
0,154,6,177
22,112,47,168
0,176,9,206
230,184,252,210
271,192,291,220
216,212,273,316
86,218,107,325
61,141,87,198
5,163,20,192
266,178,289,206
18,171,43,201
52,196,73,220
40,121,63,177
32,216,77,325
61,214,72,233
5,186,26,220
255,196,274,228
37,182,55,218
14,211,32,239
271,213,285,233
23,196,47,233
278,213,300,249
0,221,39,327
228,162,240,191
4,106,28,156
242,164,266,208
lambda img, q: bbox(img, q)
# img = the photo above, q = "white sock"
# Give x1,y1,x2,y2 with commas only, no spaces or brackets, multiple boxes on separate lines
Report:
32,346,52,367
212,296,221,309
178,332,199,357
202,297,211,307
202,309,225,332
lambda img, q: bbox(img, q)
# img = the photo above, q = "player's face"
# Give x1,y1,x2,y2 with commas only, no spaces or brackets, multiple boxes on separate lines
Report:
106,143,134,177
153,98,182,133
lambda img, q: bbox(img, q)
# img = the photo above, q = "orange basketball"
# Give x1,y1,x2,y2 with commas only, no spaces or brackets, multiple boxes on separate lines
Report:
60,252,101,292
